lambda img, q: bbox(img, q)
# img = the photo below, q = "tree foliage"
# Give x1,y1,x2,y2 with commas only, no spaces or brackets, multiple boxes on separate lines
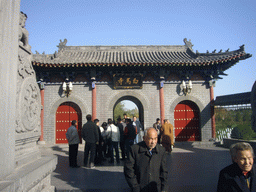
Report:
215,107,255,139
113,101,139,122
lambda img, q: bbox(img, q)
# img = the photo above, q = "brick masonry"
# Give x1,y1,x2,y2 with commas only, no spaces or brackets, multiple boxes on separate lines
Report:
42,79,212,143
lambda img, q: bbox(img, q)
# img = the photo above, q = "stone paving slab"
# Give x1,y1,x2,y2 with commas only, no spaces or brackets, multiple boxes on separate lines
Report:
39,143,232,192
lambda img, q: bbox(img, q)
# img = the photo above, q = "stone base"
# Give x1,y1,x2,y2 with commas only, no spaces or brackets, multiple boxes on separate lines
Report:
38,140,46,145
0,156,57,192
174,141,215,148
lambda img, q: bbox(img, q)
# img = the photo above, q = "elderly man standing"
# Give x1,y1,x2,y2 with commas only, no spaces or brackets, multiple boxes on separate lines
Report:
82,114,99,169
124,128,168,192
217,142,256,192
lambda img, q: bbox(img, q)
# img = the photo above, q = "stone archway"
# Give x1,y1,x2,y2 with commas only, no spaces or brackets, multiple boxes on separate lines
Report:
107,91,150,128
114,96,144,125
46,95,88,144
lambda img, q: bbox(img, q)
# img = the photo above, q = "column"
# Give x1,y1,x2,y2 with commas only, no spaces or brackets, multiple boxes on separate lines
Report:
159,81,165,124
210,85,216,138
0,0,20,178
38,84,46,144
92,81,96,121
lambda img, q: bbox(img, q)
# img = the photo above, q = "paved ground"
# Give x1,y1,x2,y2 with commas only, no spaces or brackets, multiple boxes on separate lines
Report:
39,143,232,192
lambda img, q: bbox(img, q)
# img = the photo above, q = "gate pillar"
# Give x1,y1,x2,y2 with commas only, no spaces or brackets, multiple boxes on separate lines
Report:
159,81,165,124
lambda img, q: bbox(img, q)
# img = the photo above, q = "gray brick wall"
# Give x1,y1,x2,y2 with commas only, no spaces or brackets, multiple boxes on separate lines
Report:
42,80,213,143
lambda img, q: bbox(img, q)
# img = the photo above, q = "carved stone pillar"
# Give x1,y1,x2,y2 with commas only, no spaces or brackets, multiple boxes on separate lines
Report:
15,44,42,166
0,10,57,192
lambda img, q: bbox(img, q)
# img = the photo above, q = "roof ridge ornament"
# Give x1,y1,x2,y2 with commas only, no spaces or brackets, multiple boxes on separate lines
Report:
57,39,67,50
239,44,245,51
183,38,193,50
54,39,67,59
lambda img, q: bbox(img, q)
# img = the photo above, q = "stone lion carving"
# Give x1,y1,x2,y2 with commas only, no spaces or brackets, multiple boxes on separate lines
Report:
19,12,31,50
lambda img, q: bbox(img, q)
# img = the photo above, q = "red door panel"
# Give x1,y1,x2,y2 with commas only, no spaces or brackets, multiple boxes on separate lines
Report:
174,101,200,142
56,102,82,144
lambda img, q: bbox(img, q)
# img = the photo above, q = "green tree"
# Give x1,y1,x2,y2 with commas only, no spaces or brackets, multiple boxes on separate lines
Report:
113,101,139,122
114,101,126,122
235,110,242,122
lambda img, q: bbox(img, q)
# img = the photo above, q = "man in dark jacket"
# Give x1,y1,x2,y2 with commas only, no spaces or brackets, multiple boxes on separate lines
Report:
124,128,168,192
217,142,256,192
81,114,99,168
117,118,125,160
124,118,136,157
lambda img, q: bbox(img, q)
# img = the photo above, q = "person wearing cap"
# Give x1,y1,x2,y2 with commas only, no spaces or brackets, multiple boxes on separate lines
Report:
217,142,256,192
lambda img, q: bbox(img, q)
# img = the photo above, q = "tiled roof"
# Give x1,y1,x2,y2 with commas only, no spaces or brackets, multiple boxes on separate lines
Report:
32,38,251,67
215,92,251,106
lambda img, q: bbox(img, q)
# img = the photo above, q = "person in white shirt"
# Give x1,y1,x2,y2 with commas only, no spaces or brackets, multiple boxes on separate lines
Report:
100,122,109,159
108,118,120,163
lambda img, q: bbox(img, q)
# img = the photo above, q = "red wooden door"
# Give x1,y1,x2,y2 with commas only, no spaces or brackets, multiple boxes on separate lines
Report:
174,101,200,141
56,102,82,144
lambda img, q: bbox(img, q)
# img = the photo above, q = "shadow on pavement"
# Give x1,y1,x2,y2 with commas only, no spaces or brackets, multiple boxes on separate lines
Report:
50,147,130,191
44,143,233,192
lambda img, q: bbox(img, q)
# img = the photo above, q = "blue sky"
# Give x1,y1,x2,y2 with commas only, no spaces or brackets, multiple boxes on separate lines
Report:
21,0,256,109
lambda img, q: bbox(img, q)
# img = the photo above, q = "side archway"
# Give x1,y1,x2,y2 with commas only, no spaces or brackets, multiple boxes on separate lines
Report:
174,100,200,141
48,96,88,144
56,102,82,144
169,96,205,142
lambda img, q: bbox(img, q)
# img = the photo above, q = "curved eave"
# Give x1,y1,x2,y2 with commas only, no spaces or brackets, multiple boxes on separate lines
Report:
32,52,250,68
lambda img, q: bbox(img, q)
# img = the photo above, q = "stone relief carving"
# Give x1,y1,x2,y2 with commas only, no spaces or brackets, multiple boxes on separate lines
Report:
16,77,41,133
16,12,41,134
18,54,34,78
19,12,31,50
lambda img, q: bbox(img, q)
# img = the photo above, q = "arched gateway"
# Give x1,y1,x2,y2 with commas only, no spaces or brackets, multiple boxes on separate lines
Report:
32,38,251,144
174,100,200,142
56,102,82,144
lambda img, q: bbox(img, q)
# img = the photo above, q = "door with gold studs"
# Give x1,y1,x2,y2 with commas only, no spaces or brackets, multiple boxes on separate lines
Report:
174,100,200,142
55,102,82,144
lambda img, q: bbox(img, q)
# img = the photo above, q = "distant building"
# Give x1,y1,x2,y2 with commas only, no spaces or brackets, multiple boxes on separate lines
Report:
32,38,251,144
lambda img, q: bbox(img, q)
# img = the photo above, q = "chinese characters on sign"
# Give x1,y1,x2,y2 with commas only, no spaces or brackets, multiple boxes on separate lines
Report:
113,75,142,89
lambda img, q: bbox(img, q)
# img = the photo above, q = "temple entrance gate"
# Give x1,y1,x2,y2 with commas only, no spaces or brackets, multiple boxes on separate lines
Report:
174,100,200,142
55,102,82,144
32,39,252,143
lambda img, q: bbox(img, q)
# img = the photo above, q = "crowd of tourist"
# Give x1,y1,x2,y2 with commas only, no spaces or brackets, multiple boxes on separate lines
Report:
66,114,174,169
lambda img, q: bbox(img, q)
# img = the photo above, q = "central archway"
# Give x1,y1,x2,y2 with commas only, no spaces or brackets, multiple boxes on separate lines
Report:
113,96,144,126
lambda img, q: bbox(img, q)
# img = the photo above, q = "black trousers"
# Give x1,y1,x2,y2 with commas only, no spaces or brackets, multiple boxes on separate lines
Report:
84,142,96,166
69,144,78,167
120,140,126,159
